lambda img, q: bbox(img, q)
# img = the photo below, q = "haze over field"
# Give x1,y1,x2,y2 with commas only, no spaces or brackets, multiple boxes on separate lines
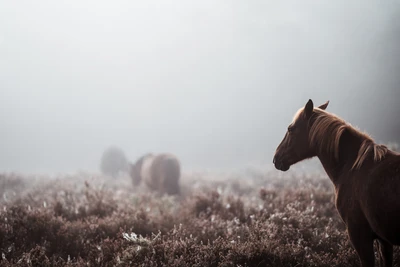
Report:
1,0,399,174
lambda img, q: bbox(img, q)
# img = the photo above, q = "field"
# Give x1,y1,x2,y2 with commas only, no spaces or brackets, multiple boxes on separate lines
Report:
1,163,399,267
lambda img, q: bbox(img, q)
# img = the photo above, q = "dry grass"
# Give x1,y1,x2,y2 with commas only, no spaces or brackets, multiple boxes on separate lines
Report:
0,162,399,267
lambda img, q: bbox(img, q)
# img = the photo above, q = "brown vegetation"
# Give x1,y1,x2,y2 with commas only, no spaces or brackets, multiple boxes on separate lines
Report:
0,167,400,266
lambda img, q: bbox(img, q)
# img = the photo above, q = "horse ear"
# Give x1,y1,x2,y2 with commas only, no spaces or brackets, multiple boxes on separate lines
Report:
318,101,329,110
304,99,314,118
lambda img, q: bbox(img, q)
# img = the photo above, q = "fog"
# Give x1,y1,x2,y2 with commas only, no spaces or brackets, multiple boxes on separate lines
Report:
1,0,399,174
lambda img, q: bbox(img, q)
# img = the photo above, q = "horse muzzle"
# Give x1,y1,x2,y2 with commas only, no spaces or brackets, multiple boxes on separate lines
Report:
273,155,290,172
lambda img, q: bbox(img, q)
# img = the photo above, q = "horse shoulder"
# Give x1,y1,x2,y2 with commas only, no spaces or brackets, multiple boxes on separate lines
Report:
335,182,356,225
335,170,370,225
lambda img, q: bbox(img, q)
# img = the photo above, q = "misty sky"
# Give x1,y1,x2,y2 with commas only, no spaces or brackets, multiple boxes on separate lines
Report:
1,1,399,174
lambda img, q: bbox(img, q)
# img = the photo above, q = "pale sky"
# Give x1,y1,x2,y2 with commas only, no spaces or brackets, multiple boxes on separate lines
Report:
1,0,399,173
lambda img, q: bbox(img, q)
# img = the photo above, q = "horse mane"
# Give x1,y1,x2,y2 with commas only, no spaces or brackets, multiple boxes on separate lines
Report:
308,108,388,170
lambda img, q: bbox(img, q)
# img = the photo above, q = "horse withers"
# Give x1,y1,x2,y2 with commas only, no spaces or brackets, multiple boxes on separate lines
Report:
273,99,400,267
129,153,181,196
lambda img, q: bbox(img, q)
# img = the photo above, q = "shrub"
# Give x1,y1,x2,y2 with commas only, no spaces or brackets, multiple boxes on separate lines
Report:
0,168,398,266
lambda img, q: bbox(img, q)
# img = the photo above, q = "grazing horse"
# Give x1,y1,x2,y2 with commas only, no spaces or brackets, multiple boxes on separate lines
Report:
129,153,181,195
273,99,400,267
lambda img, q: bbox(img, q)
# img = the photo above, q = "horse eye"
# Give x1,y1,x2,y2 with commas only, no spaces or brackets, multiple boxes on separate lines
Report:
288,126,295,133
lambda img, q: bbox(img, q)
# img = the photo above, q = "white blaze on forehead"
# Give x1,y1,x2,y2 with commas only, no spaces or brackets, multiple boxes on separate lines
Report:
291,108,304,124
141,155,154,181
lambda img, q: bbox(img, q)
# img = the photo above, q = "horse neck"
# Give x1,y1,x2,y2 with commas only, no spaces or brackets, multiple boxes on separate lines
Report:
316,129,365,187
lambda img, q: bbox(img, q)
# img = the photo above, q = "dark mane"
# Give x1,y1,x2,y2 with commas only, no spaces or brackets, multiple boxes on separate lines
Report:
308,108,388,170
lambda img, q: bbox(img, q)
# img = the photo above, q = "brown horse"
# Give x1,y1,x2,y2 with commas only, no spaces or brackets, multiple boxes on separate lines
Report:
273,99,400,267
129,153,181,195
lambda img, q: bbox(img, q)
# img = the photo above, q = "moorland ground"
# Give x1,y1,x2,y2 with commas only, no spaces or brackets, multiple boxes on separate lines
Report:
1,163,399,267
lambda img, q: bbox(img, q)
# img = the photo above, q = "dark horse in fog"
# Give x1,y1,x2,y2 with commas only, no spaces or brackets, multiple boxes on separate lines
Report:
273,99,400,267
129,153,181,195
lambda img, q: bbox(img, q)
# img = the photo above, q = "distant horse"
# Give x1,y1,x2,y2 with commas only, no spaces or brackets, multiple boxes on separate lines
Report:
129,153,181,195
273,99,400,267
